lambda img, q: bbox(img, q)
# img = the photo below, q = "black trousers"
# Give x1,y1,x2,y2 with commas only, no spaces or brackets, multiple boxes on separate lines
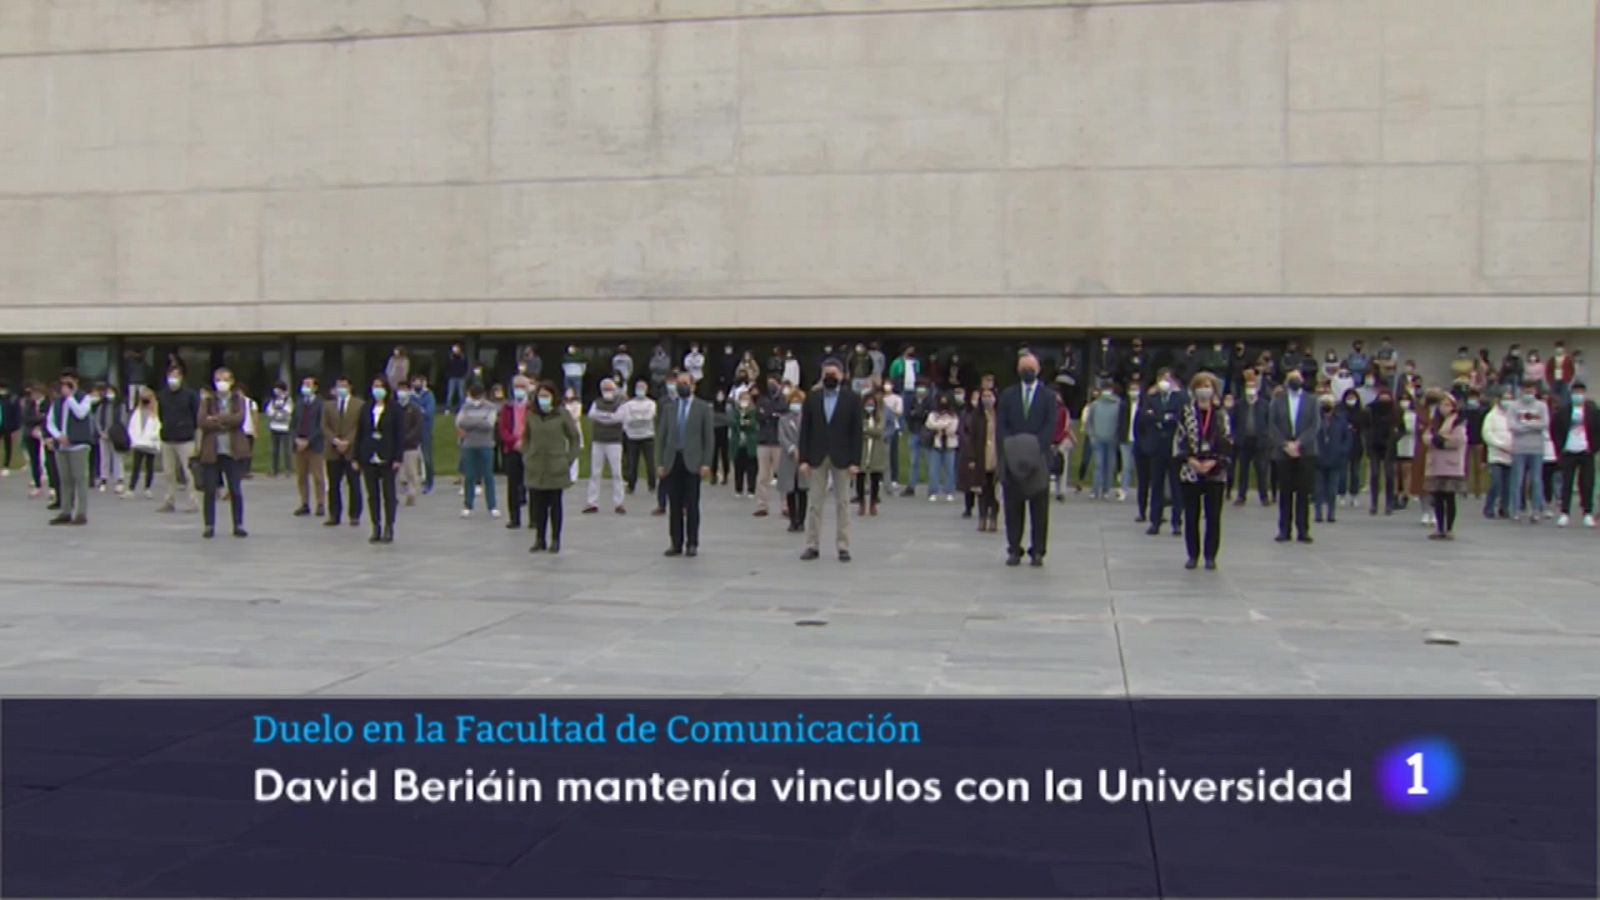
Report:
26,435,44,488
1560,452,1596,515
854,472,882,506
787,489,808,529
664,457,702,550
362,462,398,536
734,450,758,494
1134,448,1152,517
201,457,244,530
1233,436,1267,501
1276,456,1315,539
129,449,157,490
1002,478,1049,559
623,437,656,491
1368,450,1396,510
1,431,12,467
1431,492,1458,534
325,457,362,523
975,470,998,521
1181,481,1225,562
530,488,565,543
503,453,527,525
1148,452,1175,528
712,429,730,481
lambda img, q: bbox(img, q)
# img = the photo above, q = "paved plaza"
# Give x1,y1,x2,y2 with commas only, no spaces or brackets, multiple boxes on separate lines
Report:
2,474,1598,697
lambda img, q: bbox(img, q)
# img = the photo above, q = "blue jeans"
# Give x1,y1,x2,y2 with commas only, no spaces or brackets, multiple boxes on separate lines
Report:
1314,465,1341,518
1119,443,1136,489
460,446,497,511
905,433,925,489
1092,439,1117,496
1485,463,1509,516
445,377,465,414
927,448,954,495
1509,452,1544,519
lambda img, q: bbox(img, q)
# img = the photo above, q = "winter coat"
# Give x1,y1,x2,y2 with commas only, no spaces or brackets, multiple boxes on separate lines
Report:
519,409,582,491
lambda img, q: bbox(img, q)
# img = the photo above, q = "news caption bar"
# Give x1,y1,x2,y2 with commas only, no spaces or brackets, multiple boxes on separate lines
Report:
3,698,1593,897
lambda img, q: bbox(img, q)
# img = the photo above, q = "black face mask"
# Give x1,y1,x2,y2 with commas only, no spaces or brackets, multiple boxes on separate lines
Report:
822,375,840,390
676,383,692,399
1019,370,1037,384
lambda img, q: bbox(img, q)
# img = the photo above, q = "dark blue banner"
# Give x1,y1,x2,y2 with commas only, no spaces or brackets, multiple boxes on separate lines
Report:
3,698,1594,897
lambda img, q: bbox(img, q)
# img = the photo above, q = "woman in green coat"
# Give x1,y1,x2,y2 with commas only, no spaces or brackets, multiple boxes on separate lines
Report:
521,382,582,554
856,392,889,516
730,392,761,498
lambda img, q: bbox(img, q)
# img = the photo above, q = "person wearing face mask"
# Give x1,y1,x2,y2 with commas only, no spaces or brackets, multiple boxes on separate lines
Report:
610,344,634,387
1481,387,1514,518
1227,376,1268,508
995,354,1058,566
124,387,161,499
583,378,627,515
194,368,248,539
1120,377,1143,508
45,370,96,526
711,389,732,488
1362,388,1399,514
1392,391,1418,510
1551,341,1576,401
1312,393,1352,525
355,376,404,544
1174,374,1232,570
729,387,760,498
321,376,366,528
560,346,588,400
649,345,672,399
455,383,499,519
290,377,326,518
155,366,201,514
656,371,716,558
777,390,808,532
1552,380,1599,528
782,347,803,390
1338,389,1366,508
923,393,961,503
683,343,706,388
264,381,294,479
394,380,425,507
1267,370,1320,544
882,382,904,490
620,380,659,499
409,376,437,494
958,386,1001,531
497,377,532,528
798,359,865,562
1138,369,1186,537
1523,349,1548,393
1084,383,1123,502
1500,345,1525,392
522,383,583,554
0,380,18,476
900,381,935,497
92,382,128,495
1421,394,1467,540
856,391,888,516
754,379,786,517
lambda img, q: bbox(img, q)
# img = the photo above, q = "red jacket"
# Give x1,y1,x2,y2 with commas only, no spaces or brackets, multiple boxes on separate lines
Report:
1053,404,1071,445
495,402,527,454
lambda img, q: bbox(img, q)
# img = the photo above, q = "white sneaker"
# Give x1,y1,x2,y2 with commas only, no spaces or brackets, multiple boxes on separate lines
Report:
1557,514,1570,527
0,468,9,477
1116,488,1127,502
1421,512,1434,526
98,484,107,493
144,489,153,499
490,508,501,518
945,493,956,502
1544,509,1555,520
928,495,939,503
1584,514,1596,528
460,509,471,518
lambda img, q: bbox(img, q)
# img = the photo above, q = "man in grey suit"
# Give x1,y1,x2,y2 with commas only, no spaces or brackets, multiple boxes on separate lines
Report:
656,370,715,557
1267,371,1320,544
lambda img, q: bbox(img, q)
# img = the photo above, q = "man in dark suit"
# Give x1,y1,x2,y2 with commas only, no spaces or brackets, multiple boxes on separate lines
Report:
656,370,715,557
798,358,863,562
292,376,326,518
1139,369,1186,537
997,353,1059,567
1552,380,1599,527
1267,372,1320,543
357,376,405,544
321,376,365,528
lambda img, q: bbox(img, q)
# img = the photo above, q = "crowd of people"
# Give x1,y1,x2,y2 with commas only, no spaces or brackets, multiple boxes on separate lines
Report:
2,336,1594,570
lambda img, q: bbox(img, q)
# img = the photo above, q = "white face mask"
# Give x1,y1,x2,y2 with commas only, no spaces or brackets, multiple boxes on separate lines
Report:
214,380,231,393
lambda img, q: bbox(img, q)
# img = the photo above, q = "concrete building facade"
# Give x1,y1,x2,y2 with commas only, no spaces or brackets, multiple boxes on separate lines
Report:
0,0,1597,376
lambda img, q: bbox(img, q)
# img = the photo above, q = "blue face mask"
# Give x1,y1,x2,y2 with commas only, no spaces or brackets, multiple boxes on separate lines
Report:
513,388,528,402
536,395,553,412
371,387,386,401
335,386,350,399
1574,393,1587,404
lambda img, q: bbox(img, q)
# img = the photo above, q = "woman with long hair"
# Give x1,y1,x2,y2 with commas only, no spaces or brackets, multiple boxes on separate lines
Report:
776,389,807,532
1173,373,1232,570
522,382,582,553
1423,392,1467,540
961,386,1001,532
125,386,161,499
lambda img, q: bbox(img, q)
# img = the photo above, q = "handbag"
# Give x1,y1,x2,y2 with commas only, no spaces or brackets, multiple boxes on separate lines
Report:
108,421,131,453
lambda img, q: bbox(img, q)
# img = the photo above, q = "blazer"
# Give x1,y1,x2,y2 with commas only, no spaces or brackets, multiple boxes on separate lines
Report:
321,394,366,461
1266,390,1321,460
356,400,405,466
1551,399,1600,455
195,392,251,464
293,396,326,454
655,394,716,472
995,381,1057,457
1136,390,1185,456
799,388,864,469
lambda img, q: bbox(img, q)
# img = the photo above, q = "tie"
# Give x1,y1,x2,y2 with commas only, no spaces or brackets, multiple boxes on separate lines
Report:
340,399,346,417
678,400,688,442
1022,386,1032,417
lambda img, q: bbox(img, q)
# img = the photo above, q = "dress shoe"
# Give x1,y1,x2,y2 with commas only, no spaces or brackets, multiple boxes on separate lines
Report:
1029,555,1043,567
530,540,547,553
582,506,599,514
1296,535,1313,544
48,514,71,526
614,506,626,515
1204,558,1217,571
71,516,87,526
663,547,683,557
1274,533,1290,543
202,528,215,539
324,519,340,527
381,529,394,544
46,503,61,511
232,528,247,538
838,550,851,562
548,540,560,554
369,534,382,544
685,546,698,557
1005,553,1022,567
800,548,820,561
1184,558,1198,570
753,509,768,517
293,507,310,517
1144,524,1160,536
349,519,360,528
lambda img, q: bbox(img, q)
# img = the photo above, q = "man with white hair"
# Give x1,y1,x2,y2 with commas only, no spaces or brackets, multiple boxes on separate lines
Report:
583,377,627,514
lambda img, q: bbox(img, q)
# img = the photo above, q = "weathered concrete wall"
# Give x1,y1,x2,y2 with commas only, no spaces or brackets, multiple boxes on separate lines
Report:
0,0,1595,335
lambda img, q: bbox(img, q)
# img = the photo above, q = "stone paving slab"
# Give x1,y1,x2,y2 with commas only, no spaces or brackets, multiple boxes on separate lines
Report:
3,472,1599,696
